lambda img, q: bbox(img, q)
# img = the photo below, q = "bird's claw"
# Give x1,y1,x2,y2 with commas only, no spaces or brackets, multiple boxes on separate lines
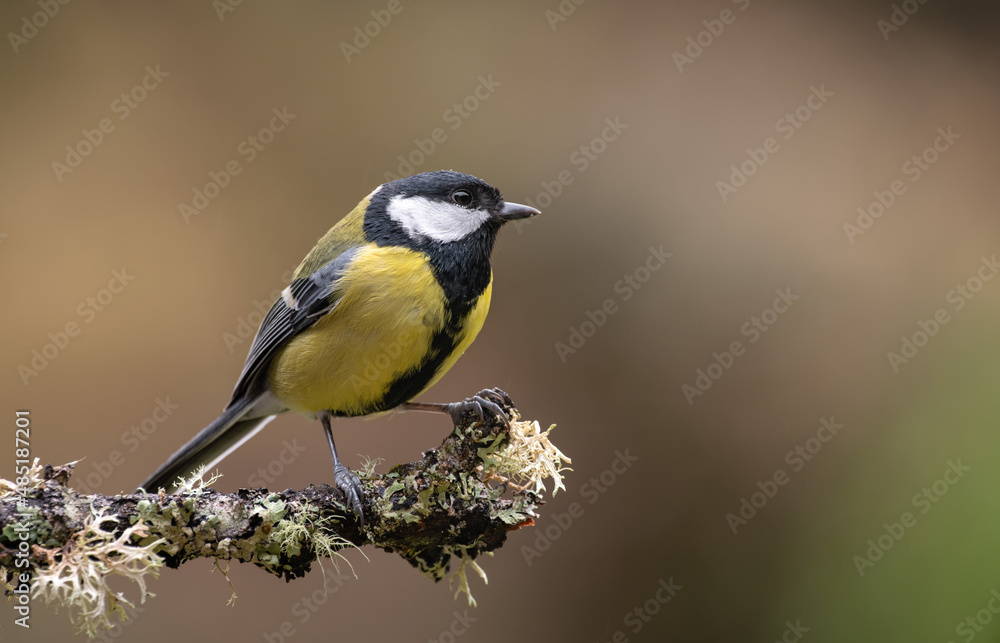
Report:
334,464,365,524
447,387,512,427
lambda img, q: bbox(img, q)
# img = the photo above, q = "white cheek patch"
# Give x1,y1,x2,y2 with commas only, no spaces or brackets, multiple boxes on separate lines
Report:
387,195,490,243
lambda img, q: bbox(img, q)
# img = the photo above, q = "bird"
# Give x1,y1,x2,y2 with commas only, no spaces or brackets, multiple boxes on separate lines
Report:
138,170,539,522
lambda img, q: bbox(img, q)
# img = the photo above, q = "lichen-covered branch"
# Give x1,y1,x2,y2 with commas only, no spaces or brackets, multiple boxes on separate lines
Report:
0,395,570,637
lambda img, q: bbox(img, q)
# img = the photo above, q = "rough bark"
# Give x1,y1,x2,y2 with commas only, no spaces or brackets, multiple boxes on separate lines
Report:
0,393,565,636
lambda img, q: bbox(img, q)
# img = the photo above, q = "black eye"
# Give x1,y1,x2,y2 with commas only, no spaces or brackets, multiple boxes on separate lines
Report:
452,190,472,206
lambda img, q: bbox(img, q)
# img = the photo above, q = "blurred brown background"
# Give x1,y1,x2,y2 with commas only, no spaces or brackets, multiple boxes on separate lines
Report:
3,1,1000,641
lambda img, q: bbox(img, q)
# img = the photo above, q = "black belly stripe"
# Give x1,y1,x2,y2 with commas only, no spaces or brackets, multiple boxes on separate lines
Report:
331,306,461,417
372,325,458,413
350,202,498,415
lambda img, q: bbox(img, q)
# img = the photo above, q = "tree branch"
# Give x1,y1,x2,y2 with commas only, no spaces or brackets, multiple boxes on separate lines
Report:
0,393,569,636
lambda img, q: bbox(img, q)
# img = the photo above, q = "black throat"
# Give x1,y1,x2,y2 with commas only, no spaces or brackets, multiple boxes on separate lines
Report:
359,196,501,414
363,196,500,320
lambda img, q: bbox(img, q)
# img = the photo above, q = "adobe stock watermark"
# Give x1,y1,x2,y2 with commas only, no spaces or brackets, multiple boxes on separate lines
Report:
887,254,998,373
10,410,33,629
951,587,1000,643
348,327,425,395
261,569,354,643
773,620,810,643
682,287,799,405
90,601,147,643
18,268,136,385
672,0,752,73
7,0,72,54
222,268,295,353
852,458,970,576
178,106,296,223
382,74,501,182
554,244,671,363
877,0,931,41
51,64,170,182
514,115,627,233
76,397,181,494
246,439,308,488
596,577,683,643
340,0,414,63
843,126,959,244
427,610,477,643
716,84,833,202
726,416,845,534
543,0,591,31
521,448,638,566
213,0,244,21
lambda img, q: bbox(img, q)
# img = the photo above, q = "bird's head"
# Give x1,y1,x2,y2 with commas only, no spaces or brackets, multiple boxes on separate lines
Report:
366,170,539,246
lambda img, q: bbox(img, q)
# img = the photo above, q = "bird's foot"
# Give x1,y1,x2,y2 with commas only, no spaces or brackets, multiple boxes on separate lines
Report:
446,387,512,427
334,463,365,524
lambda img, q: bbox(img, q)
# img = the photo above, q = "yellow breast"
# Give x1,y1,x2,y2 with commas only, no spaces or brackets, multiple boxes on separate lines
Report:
266,244,492,416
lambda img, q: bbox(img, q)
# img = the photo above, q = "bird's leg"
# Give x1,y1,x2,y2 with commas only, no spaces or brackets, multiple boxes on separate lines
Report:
402,387,511,427
320,411,365,523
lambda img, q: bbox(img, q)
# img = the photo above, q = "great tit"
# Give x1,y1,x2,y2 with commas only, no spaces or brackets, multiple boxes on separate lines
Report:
139,170,539,521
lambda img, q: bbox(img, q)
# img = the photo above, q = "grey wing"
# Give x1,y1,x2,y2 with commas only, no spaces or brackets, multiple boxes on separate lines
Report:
227,248,359,405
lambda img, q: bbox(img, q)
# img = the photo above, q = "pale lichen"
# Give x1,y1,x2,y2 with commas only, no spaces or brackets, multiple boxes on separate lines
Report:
0,402,570,635
211,559,239,607
449,550,490,607
0,457,45,494
260,499,365,579
31,508,165,638
481,414,572,496
397,411,571,601
357,455,384,479
170,466,222,495
0,566,16,593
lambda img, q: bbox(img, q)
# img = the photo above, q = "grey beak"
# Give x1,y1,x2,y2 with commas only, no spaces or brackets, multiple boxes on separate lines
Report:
498,201,541,221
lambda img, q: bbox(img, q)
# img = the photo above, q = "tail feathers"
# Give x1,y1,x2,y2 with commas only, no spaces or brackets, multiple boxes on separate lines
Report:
138,397,275,493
